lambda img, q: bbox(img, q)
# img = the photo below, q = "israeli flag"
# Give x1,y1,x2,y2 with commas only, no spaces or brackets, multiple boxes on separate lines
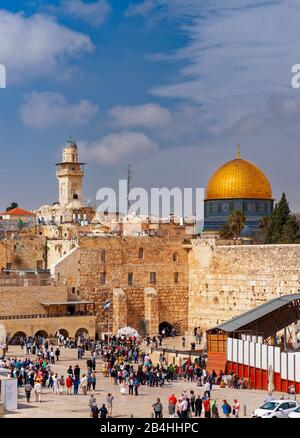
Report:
103,300,111,310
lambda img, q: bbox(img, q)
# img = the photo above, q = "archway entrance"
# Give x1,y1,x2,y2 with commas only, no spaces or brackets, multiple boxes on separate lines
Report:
159,322,174,337
10,331,26,344
75,328,89,340
35,330,48,339
55,329,69,338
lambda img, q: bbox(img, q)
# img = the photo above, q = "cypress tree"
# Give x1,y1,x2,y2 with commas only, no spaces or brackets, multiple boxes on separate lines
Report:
280,215,300,243
265,193,298,243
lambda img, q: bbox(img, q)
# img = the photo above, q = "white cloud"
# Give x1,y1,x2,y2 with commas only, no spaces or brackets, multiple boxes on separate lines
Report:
126,0,263,18
0,10,93,82
80,131,158,164
50,0,111,26
128,1,300,134
109,103,172,128
20,91,99,129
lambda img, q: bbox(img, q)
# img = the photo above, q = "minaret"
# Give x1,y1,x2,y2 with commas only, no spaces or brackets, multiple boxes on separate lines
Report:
56,137,85,207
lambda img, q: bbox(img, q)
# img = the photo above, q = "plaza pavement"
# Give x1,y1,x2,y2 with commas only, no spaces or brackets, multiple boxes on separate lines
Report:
4,344,299,418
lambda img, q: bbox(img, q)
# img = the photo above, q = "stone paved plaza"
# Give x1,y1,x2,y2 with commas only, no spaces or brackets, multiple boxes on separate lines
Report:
4,344,299,418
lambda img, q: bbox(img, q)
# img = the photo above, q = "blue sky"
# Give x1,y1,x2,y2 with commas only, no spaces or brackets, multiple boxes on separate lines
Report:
1,0,300,211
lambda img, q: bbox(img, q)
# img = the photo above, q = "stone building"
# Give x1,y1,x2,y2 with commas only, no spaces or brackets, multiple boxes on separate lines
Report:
0,270,95,340
53,235,190,337
0,235,47,271
35,138,94,226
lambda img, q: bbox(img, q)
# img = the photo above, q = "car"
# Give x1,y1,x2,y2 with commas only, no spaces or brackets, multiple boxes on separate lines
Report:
288,405,300,418
252,400,298,418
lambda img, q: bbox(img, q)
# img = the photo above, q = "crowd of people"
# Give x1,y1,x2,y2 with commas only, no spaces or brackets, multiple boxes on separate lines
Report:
0,331,253,418
152,392,241,418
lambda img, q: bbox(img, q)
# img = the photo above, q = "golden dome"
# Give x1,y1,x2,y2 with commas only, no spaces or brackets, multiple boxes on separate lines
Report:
205,147,272,200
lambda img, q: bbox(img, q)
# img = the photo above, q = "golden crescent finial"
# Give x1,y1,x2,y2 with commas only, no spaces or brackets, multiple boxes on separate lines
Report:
236,144,241,159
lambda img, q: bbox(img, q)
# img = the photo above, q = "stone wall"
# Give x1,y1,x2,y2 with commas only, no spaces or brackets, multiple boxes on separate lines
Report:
188,239,300,331
54,236,189,336
0,236,46,270
0,285,68,316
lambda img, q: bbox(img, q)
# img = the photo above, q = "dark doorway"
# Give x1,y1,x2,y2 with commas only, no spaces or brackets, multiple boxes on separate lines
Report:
159,321,174,337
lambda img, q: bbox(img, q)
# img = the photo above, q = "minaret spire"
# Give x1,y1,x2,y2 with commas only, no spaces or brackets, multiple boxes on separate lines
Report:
236,144,241,159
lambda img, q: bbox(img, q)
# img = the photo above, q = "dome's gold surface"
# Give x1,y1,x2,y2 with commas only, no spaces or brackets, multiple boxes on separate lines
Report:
205,155,272,200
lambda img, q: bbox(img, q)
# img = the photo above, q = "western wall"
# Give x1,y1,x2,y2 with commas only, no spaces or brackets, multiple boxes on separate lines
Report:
188,238,300,332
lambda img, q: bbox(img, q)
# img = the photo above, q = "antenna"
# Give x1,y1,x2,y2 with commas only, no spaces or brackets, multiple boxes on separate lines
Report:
126,163,132,214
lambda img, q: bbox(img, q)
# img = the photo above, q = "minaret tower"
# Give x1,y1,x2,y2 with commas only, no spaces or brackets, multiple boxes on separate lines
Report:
56,137,85,207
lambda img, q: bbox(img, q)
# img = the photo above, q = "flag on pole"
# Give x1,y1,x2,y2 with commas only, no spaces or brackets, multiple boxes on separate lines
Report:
103,300,111,310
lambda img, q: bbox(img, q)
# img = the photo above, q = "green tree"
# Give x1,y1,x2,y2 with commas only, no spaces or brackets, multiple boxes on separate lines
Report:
227,209,246,239
219,223,234,239
265,193,295,243
257,216,270,243
6,202,18,211
280,215,300,243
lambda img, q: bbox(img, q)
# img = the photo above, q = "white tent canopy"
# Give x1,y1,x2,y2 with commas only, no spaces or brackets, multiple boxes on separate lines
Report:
116,327,140,338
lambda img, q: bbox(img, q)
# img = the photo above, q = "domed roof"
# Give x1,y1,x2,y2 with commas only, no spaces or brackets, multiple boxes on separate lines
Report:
64,136,77,149
205,147,272,200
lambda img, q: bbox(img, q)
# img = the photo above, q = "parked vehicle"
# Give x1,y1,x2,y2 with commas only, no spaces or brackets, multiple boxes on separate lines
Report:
288,406,300,418
252,400,297,418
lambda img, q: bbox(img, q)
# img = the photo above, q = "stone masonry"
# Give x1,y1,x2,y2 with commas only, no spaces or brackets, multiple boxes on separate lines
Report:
188,239,300,331
54,235,189,337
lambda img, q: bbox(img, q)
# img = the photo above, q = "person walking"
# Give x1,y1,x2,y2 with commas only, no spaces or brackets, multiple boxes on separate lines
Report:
89,394,97,417
195,395,202,417
190,390,196,415
204,380,211,399
153,398,163,418
24,382,32,403
232,399,240,418
91,404,99,419
106,393,114,418
34,380,42,403
53,374,59,395
133,377,140,396
91,373,97,391
59,375,65,395
66,374,73,395
221,400,231,418
120,381,126,396
211,400,219,418
203,397,211,419
168,394,177,418
81,374,88,395
128,376,134,395
99,403,108,419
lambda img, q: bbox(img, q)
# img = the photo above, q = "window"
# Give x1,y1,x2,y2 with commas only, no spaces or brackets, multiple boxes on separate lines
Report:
101,250,106,262
173,252,178,262
37,260,43,270
138,248,144,259
174,272,179,284
278,402,289,411
128,272,133,286
100,272,106,285
6,262,12,270
150,272,156,284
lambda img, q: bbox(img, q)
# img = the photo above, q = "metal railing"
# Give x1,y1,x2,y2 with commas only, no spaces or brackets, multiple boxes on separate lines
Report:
0,312,94,320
